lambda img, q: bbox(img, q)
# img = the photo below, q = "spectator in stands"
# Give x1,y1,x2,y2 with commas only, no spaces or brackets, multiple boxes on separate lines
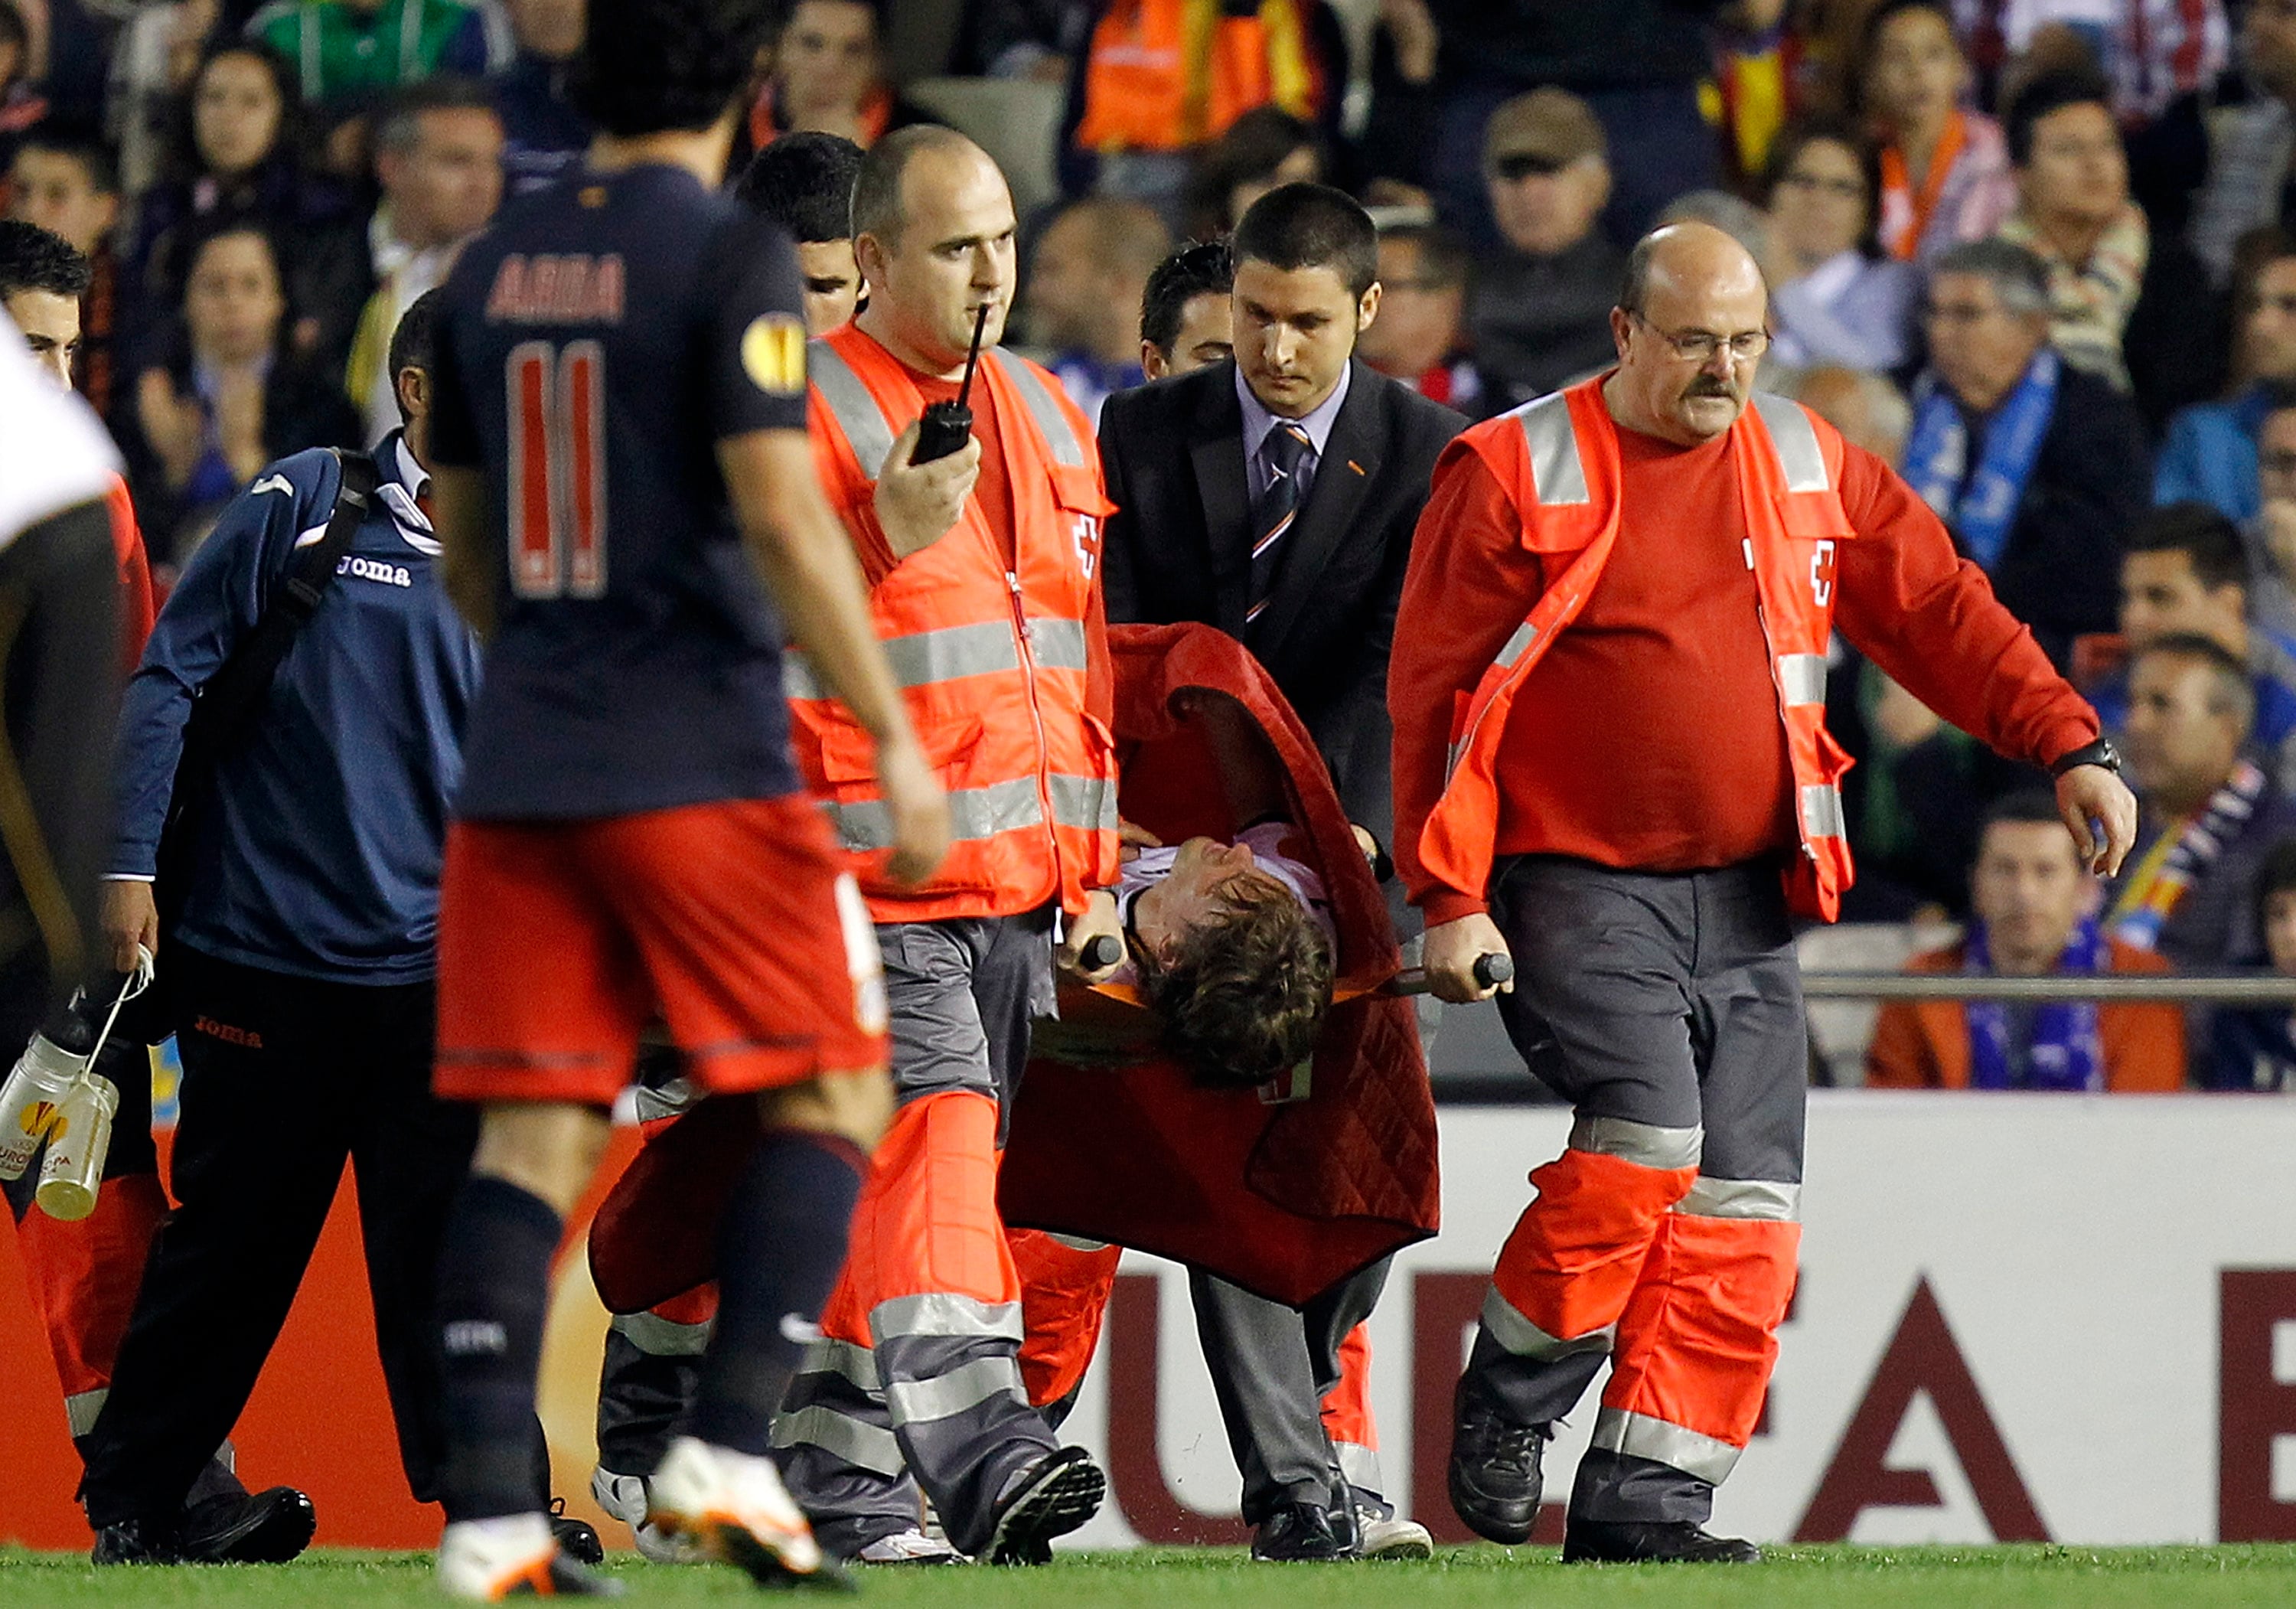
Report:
1761,116,1916,373
2109,634,2296,970
1994,66,2222,423
7,129,128,419
0,2,44,174
2090,505,2296,780
1860,1,2016,266
2247,395,2296,641
124,40,367,370
2190,0,2296,286
1906,237,2150,666
2156,233,2296,524
1397,0,1720,250
1358,222,1479,413
1024,194,1170,426
2207,836,2296,1088
964,0,1097,83
1180,106,1323,240
1063,0,1345,216
736,132,867,336
1866,790,2186,1090
106,0,219,198
344,78,501,445
122,222,360,561
246,0,488,113
489,0,589,196
1468,87,1623,413
1793,364,1913,462
1137,234,1232,380
748,0,924,152
1708,0,1813,196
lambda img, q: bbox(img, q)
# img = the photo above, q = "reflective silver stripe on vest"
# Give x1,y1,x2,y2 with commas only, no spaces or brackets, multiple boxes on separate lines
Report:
771,1404,908,1476
1515,390,1590,506
1047,1232,1110,1252
796,1335,882,1392
785,622,1029,703
1050,772,1118,834
1590,1406,1743,1484
1675,1176,1802,1222
830,777,1044,852
1568,1114,1704,1171
1481,1285,1616,1363
988,348,1085,466
1776,653,1827,707
609,1310,713,1356
1750,393,1829,492
809,338,899,480
1028,616,1090,672
882,1355,1030,1425
1335,1440,1383,1497
631,1074,699,1123
1497,622,1539,669
1801,782,1846,840
66,1386,107,1438
870,1293,1026,1342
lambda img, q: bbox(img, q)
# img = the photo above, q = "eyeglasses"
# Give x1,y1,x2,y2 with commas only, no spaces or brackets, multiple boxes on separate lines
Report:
1777,171,1867,201
1629,312,1769,364
1491,152,1567,183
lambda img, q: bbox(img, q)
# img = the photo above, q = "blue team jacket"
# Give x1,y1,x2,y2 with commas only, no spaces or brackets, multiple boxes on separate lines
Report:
109,433,481,983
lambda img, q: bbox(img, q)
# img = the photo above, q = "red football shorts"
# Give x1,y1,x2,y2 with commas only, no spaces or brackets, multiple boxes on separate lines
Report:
435,795,888,1105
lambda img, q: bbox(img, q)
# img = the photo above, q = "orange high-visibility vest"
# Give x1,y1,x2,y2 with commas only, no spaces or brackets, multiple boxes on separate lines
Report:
1419,378,1858,921
797,325,1121,925
1072,0,1319,154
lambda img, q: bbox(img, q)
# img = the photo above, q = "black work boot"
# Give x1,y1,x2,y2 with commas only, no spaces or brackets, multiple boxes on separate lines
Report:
1251,1500,1346,1562
1563,1518,1763,1563
1446,1376,1548,1544
175,1485,316,1563
90,1514,181,1565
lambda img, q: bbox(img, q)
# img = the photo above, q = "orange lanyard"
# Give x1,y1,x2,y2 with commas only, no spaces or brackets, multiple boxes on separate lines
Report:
1881,109,1967,261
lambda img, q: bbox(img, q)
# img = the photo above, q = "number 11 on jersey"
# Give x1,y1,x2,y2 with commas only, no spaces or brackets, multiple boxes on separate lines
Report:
507,338,607,599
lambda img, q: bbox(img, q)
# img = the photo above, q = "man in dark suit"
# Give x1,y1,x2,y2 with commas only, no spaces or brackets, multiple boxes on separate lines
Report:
1096,185,1464,1562
1101,188,1466,853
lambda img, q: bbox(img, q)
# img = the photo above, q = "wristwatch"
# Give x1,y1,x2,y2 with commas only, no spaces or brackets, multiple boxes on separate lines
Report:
2049,737,2123,778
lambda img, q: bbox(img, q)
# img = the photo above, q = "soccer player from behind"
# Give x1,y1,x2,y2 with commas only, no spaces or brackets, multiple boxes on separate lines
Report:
420,1,948,1598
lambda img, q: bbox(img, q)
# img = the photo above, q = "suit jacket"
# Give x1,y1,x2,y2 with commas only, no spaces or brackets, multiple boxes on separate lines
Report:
1864,938,2187,1091
1097,358,1465,844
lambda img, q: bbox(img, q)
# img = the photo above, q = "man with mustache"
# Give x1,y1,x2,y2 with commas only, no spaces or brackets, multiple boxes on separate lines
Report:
1390,221,2135,1564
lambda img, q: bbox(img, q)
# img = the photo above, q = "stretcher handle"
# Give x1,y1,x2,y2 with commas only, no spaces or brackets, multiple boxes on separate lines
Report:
1386,953,1513,996
1080,934,1125,972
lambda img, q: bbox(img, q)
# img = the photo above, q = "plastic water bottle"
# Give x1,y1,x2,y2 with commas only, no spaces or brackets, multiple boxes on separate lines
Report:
35,1072,118,1222
0,1030,86,1180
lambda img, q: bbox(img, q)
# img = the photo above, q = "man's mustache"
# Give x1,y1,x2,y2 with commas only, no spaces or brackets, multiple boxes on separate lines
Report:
1682,378,1740,400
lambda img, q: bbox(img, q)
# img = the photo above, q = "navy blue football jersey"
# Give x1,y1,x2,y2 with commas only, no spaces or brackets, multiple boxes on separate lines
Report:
430,162,812,819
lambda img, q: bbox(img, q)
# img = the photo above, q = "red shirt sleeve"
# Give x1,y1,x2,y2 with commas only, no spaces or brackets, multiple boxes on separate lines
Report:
1388,437,1548,926
1831,443,2099,769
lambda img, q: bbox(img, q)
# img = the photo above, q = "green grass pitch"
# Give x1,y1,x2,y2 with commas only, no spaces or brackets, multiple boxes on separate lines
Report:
5,1545,2296,1607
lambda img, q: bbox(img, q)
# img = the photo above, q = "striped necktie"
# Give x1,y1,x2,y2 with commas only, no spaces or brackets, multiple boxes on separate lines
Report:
1248,421,1314,627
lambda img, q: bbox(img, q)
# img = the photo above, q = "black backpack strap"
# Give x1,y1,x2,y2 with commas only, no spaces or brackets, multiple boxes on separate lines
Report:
179,448,380,766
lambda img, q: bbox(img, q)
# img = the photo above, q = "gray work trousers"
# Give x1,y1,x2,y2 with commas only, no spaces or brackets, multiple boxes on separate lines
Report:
1469,855,1807,1526
776,909,1064,1558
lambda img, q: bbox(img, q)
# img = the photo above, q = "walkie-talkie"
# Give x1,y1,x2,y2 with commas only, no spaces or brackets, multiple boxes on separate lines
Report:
912,302,990,465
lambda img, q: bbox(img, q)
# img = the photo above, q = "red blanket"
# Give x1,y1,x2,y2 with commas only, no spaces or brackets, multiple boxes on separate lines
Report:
996,623,1440,1305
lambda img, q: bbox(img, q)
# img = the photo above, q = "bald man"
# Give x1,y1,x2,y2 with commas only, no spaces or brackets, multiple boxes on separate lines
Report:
1022,195,1170,425
1389,224,2134,1562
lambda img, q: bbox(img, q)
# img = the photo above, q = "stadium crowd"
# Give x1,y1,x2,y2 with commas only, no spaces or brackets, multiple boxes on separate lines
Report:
0,0,2292,1591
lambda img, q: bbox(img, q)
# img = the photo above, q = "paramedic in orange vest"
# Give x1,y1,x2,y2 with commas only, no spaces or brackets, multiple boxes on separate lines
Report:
774,125,1126,1566
1390,222,2136,1565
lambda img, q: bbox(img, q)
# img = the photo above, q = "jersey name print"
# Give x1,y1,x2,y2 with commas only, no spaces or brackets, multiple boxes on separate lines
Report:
429,162,812,821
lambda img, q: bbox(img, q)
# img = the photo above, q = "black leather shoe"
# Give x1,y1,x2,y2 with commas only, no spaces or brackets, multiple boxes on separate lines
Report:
985,1446,1105,1566
177,1484,315,1563
90,1515,179,1565
1563,1518,1763,1563
550,1498,606,1565
1251,1500,1347,1562
1447,1377,1548,1544
1323,1478,1359,1557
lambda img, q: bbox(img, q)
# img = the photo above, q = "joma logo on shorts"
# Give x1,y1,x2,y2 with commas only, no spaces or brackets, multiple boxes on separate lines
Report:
192,1017,263,1049
338,556,413,587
